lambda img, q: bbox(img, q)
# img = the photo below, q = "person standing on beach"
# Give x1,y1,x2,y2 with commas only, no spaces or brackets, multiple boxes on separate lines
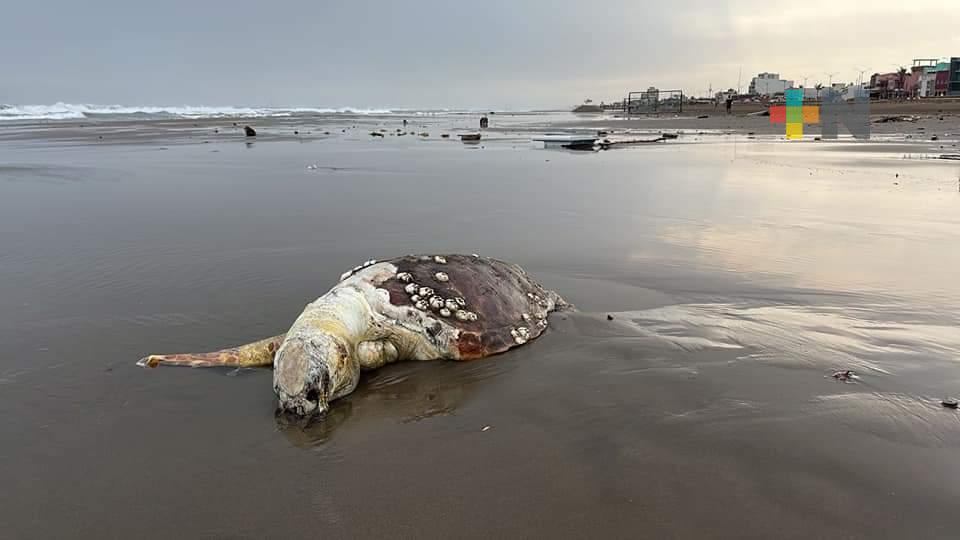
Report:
725,97,733,115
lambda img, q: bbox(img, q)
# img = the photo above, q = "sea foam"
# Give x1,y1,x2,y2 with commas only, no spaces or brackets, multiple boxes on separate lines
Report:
0,103,397,121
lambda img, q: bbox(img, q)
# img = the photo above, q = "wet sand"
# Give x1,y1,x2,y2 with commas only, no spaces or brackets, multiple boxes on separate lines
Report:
2,115,960,538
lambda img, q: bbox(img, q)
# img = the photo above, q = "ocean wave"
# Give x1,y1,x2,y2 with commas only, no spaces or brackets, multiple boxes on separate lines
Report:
0,103,401,121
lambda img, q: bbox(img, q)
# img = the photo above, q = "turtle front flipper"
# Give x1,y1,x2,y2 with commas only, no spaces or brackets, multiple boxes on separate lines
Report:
138,334,286,368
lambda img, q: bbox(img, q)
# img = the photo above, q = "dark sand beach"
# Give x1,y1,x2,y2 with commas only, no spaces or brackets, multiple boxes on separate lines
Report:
2,112,960,538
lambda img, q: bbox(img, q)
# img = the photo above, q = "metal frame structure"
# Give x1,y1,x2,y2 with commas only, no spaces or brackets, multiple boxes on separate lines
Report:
625,89,684,116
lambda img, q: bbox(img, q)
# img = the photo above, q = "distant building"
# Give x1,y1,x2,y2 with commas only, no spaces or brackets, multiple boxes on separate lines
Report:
842,84,867,101
918,68,938,97
950,58,960,96
934,64,950,96
911,59,939,98
870,72,902,99
748,72,794,96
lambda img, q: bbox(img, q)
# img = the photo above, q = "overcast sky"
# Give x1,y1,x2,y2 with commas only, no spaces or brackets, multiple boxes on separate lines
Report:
4,0,959,109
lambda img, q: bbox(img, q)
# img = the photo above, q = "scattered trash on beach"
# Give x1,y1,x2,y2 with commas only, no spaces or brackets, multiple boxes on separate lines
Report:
441,134,450,138
244,125,256,137
697,115,709,119
599,137,665,149
370,132,384,137
873,115,918,124
941,398,958,409
481,425,491,431
606,314,614,321
938,154,960,161
831,370,857,382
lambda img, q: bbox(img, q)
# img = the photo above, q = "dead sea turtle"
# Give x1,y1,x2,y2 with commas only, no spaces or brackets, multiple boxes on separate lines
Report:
140,254,568,416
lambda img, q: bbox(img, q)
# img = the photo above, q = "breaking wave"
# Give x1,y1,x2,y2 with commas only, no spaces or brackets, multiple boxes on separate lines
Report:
0,103,399,122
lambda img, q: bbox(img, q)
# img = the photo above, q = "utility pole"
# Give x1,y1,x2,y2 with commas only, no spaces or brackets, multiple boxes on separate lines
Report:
737,66,742,95
853,67,868,86
826,72,839,86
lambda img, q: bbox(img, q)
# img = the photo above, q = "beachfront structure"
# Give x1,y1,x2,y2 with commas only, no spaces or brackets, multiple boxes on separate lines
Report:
918,68,938,97
934,64,950,96
950,58,960,96
842,84,867,101
625,88,683,114
870,71,903,99
748,73,794,96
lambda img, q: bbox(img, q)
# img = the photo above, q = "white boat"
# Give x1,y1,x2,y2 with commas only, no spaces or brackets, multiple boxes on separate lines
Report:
532,133,597,145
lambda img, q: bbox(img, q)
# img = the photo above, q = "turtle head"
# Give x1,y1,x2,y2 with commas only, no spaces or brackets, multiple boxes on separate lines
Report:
273,331,356,417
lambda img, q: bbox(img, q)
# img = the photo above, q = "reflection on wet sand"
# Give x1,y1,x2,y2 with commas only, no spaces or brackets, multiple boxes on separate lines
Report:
277,358,512,448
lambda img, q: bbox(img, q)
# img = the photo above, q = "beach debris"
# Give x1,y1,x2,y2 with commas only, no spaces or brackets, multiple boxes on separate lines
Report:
661,132,679,139
697,115,709,119
420,132,429,137
370,132,384,137
931,135,939,141
938,154,960,161
460,133,481,142
831,370,857,382
599,137,665,149
606,314,614,321
873,115,918,124
942,398,959,409
244,126,257,137
482,425,491,431
441,133,450,138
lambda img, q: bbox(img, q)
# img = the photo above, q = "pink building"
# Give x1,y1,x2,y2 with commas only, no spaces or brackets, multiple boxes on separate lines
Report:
935,69,949,96
869,72,901,98
905,67,924,96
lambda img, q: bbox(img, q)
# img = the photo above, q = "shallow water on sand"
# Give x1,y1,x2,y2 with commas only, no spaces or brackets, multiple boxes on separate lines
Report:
2,126,960,538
